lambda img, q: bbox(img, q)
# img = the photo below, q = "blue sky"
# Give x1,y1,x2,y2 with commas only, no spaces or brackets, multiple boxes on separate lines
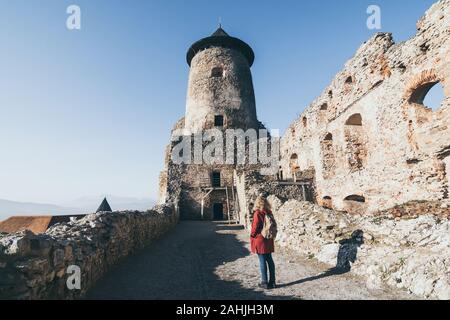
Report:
0,0,440,204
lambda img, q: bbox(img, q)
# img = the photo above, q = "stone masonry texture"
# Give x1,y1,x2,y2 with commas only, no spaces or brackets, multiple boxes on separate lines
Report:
280,0,450,214
0,203,179,300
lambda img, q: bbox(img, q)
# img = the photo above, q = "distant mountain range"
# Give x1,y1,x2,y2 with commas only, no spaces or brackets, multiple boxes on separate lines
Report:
61,195,156,213
0,196,156,222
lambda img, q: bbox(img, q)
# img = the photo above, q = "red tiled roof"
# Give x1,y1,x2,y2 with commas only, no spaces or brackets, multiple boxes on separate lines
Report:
0,215,86,234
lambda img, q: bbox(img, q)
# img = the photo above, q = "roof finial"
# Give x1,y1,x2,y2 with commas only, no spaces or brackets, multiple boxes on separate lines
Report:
218,17,222,29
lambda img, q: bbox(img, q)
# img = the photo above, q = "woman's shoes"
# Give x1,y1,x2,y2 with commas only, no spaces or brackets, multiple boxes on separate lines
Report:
258,282,269,289
258,282,276,290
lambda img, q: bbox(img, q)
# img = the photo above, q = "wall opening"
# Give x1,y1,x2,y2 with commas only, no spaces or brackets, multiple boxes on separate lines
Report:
212,171,221,187
214,115,224,127
321,133,335,178
345,76,354,84
320,103,328,111
344,195,366,203
322,196,333,209
417,82,445,111
289,154,300,180
290,154,299,167
211,67,224,78
213,203,224,220
302,117,308,128
345,113,363,126
344,114,367,171
343,195,367,214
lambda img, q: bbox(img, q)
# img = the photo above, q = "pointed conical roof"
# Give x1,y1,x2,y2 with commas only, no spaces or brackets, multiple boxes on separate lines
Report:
96,198,112,213
187,26,254,67
211,26,229,37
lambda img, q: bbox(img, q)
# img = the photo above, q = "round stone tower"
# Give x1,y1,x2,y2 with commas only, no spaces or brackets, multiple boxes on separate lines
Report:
184,27,259,134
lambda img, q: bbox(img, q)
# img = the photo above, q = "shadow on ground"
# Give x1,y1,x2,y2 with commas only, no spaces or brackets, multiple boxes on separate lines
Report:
86,221,295,300
277,230,364,289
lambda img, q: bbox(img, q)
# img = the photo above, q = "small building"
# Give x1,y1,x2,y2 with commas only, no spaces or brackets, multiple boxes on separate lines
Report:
0,215,86,234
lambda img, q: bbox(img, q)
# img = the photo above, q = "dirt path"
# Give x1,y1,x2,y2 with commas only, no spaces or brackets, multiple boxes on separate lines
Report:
87,221,413,300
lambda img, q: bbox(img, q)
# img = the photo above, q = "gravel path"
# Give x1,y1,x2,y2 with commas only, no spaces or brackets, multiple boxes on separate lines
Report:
87,221,413,300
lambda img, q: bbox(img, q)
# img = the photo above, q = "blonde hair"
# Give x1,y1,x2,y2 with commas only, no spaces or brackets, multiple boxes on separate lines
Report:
253,196,271,212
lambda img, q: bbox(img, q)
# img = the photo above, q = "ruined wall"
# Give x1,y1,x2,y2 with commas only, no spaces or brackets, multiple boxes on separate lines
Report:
0,203,179,300
281,0,450,214
270,196,450,300
234,170,314,228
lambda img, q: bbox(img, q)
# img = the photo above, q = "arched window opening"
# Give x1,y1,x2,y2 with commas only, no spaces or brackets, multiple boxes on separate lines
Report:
290,154,298,163
328,90,333,98
320,103,328,111
343,195,367,214
321,133,335,178
289,154,300,181
344,195,366,203
345,113,363,126
345,76,354,84
344,114,367,171
322,196,332,209
211,67,224,78
414,82,445,111
302,117,308,128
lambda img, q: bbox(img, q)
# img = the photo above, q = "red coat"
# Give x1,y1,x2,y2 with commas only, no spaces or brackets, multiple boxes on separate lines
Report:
250,210,275,254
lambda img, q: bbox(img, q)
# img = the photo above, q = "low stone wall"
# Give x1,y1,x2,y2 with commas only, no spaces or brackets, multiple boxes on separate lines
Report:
0,202,179,300
270,196,450,300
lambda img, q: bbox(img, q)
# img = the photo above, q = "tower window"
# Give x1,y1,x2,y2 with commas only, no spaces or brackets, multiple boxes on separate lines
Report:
212,171,221,187
211,67,224,78
214,115,224,127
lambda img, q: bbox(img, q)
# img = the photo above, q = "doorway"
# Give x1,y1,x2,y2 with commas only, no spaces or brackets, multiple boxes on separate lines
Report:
213,203,224,220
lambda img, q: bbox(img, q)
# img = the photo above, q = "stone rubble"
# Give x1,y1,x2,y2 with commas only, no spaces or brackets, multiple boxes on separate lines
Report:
270,196,450,300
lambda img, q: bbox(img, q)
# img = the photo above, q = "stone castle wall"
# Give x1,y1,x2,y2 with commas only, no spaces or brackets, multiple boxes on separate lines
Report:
0,203,179,300
234,170,314,228
280,0,450,214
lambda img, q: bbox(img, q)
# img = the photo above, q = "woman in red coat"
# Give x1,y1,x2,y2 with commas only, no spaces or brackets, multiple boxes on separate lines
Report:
250,196,276,289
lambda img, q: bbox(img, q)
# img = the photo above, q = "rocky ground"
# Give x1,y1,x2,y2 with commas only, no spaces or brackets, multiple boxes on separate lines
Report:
270,197,450,300
87,221,413,300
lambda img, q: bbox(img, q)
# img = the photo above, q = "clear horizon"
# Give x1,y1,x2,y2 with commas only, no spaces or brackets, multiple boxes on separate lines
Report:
0,0,442,204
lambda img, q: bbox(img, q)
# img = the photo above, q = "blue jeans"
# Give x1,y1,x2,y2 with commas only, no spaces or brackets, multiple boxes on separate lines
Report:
258,254,276,284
